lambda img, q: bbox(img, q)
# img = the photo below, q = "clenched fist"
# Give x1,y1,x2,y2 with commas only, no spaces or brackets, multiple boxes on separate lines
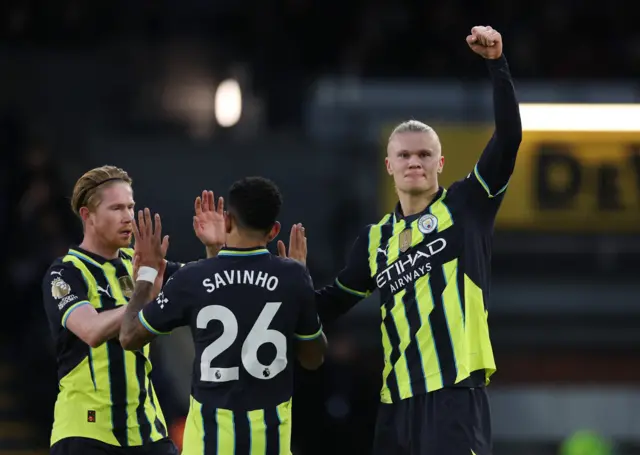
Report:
466,26,503,60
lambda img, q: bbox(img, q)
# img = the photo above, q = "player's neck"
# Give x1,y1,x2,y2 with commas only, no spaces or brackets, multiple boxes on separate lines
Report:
225,231,266,250
398,188,439,217
79,236,120,260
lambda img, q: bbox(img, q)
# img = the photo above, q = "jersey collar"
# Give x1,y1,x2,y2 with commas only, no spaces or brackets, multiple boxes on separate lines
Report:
68,245,125,266
393,186,445,223
217,246,270,257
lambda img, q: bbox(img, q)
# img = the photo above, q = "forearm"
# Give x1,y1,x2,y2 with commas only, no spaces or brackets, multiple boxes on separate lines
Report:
475,56,523,193
93,307,126,346
316,282,364,326
488,55,521,142
120,281,155,350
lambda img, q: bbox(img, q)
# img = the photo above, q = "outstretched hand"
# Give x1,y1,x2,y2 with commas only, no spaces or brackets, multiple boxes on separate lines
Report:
277,223,307,266
193,190,226,249
132,208,168,299
466,26,503,60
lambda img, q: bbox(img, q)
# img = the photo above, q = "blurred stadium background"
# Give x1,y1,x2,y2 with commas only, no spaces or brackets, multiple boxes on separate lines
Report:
1,1,639,454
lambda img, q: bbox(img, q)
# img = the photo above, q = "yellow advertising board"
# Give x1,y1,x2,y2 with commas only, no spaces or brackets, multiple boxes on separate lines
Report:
381,125,640,232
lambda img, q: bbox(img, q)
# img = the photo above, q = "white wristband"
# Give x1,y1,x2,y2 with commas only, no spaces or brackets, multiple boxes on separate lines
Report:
137,266,159,283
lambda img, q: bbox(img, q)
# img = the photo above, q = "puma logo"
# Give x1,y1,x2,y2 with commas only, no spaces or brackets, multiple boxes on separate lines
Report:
377,248,388,257
96,285,111,298
50,270,63,276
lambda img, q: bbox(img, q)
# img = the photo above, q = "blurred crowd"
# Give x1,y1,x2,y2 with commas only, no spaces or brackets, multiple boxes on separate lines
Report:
1,0,637,80
0,109,78,441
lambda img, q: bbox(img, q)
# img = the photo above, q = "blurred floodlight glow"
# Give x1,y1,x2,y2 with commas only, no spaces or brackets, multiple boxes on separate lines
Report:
214,79,242,127
520,104,640,132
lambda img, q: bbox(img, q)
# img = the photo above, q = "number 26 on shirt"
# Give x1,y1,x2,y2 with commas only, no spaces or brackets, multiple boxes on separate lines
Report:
198,302,287,383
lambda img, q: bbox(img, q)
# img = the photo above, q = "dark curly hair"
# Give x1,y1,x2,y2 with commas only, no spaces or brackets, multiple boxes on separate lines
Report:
228,176,282,233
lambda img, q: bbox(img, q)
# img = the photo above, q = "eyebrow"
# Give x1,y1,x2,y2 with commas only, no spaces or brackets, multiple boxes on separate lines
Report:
108,201,135,207
397,149,433,154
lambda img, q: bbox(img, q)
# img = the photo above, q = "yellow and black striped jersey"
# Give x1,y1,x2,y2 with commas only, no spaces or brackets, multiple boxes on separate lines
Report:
42,246,182,447
316,55,522,404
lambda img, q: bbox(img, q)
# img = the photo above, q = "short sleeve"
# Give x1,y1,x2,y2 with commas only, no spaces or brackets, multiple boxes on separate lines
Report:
294,265,323,340
139,269,190,335
42,262,91,329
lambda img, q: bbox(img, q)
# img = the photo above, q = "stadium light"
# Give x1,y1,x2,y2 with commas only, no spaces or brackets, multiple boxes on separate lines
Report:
519,103,640,132
214,79,242,127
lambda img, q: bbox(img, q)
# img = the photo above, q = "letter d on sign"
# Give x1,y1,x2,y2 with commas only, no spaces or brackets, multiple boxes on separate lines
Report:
535,145,581,210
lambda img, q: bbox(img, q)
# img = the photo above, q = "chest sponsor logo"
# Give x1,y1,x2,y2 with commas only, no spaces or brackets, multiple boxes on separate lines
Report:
376,238,447,294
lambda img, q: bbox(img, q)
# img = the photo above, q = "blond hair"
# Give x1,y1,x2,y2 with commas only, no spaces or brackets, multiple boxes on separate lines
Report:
389,120,434,140
71,165,132,217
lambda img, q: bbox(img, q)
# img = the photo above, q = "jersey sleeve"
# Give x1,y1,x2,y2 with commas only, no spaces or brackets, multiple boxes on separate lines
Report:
42,262,91,329
460,56,523,224
315,225,374,326
139,268,190,335
293,265,323,341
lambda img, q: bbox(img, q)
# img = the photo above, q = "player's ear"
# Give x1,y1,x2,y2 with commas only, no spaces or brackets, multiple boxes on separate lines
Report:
79,206,91,224
224,212,232,233
266,221,281,243
438,155,445,174
385,157,394,175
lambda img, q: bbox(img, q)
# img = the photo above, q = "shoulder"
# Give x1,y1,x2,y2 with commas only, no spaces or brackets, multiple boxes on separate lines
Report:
445,178,468,197
443,177,478,209
43,258,87,303
164,259,209,286
44,257,84,285
269,255,309,276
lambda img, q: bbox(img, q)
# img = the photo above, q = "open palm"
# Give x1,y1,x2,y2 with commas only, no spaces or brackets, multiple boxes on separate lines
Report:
193,190,226,248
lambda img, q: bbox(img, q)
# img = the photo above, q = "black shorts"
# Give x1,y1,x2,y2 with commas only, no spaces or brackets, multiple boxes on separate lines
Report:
51,437,178,455
372,387,492,455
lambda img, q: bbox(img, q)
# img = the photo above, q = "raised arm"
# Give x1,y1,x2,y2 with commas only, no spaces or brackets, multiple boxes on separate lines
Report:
468,26,523,198
121,209,188,350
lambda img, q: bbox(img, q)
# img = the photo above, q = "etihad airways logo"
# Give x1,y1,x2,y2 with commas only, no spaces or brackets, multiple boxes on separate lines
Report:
375,238,447,293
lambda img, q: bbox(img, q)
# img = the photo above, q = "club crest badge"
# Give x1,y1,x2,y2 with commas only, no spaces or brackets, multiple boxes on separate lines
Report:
399,228,412,252
417,214,438,235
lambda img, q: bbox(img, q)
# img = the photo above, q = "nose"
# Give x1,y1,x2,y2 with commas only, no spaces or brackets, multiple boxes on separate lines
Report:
408,156,422,168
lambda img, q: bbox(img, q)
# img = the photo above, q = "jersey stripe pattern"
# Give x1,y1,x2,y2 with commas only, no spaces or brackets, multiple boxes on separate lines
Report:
367,189,496,404
182,396,292,455
49,247,168,447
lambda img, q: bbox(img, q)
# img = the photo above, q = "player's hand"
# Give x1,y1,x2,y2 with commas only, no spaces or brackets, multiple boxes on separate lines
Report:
277,223,307,266
132,208,167,272
466,26,502,60
132,233,169,278
193,190,226,249
132,252,167,300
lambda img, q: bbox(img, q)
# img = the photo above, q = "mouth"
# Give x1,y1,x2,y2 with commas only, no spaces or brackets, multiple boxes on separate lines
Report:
119,230,132,237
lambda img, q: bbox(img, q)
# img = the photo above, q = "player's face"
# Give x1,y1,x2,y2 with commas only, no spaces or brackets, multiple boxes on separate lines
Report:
86,182,135,249
386,131,444,195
